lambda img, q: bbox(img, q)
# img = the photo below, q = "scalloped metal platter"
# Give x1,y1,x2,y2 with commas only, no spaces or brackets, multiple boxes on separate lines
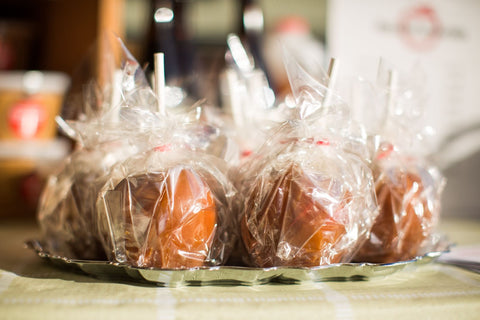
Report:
26,239,449,287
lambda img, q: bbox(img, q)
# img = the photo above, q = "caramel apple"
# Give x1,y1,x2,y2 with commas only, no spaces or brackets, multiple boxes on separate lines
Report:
106,167,218,268
241,163,361,268
355,167,438,263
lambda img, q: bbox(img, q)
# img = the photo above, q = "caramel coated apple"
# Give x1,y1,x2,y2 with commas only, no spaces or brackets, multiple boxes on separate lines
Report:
355,169,433,263
115,167,217,268
241,164,351,267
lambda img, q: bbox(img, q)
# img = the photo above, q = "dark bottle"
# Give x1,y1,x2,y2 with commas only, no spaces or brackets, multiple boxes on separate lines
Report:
239,0,271,86
145,0,197,97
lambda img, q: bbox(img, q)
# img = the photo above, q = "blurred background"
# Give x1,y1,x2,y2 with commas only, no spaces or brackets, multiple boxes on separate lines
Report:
0,0,479,220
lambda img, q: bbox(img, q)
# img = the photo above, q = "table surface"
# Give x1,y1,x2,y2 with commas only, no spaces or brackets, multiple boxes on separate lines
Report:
1,217,479,320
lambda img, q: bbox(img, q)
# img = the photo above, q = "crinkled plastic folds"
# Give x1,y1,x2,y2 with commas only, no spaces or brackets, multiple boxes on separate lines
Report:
97,148,236,269
239,124,378,268
36,35,446,278
37,147,124,260
37,35,238,268
354,143,445,263
349,63,446,264
237,51,379,268
37,37,161,261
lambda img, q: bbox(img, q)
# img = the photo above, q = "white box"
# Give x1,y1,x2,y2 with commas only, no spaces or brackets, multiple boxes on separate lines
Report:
327,0,480,166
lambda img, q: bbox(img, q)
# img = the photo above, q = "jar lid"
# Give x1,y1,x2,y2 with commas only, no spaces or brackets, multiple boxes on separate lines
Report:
0,71,70,94
0,138,70,161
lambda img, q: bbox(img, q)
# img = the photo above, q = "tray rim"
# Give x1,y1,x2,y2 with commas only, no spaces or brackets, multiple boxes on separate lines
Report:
25,239,450,286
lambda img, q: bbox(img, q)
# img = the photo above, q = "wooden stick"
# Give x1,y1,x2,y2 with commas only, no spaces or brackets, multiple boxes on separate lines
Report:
376,57,385,85
154,52,166,115
323,57,340,107
224,69,244,128
387,69,398,113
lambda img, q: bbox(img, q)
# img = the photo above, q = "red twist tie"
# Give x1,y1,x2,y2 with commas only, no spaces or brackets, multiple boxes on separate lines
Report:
376,144,394,160
154,144,171,152
241,149,253,158
315,139,330,146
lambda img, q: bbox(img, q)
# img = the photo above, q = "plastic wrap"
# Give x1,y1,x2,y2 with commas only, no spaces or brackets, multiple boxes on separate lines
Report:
37,38,151,260
38,149,105,259
37,36,238,267
97,146,236,269
239,56,378,268
354,142,444,263
352,63,446,263
178,105,240,166
220,34,278,156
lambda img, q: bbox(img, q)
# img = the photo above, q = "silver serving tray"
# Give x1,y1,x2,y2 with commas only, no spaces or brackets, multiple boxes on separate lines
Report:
26,239,449,286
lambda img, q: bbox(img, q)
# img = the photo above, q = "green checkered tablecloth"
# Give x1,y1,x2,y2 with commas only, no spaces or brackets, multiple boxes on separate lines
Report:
1,218,479,320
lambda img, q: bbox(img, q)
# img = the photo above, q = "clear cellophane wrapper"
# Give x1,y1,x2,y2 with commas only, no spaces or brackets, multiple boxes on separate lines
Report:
37,37,155,260
37,147,119,260
354,142,445,263
238,55,379,268
351,63,446,263
96,143,237,269
37,36,238,266
220,34,282,157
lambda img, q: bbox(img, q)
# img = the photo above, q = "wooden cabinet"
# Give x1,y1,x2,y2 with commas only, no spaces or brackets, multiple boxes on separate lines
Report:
0,0,125,77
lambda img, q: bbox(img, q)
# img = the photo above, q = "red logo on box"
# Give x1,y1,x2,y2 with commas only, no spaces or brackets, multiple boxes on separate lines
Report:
399,5,442,52
8,98,46,139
